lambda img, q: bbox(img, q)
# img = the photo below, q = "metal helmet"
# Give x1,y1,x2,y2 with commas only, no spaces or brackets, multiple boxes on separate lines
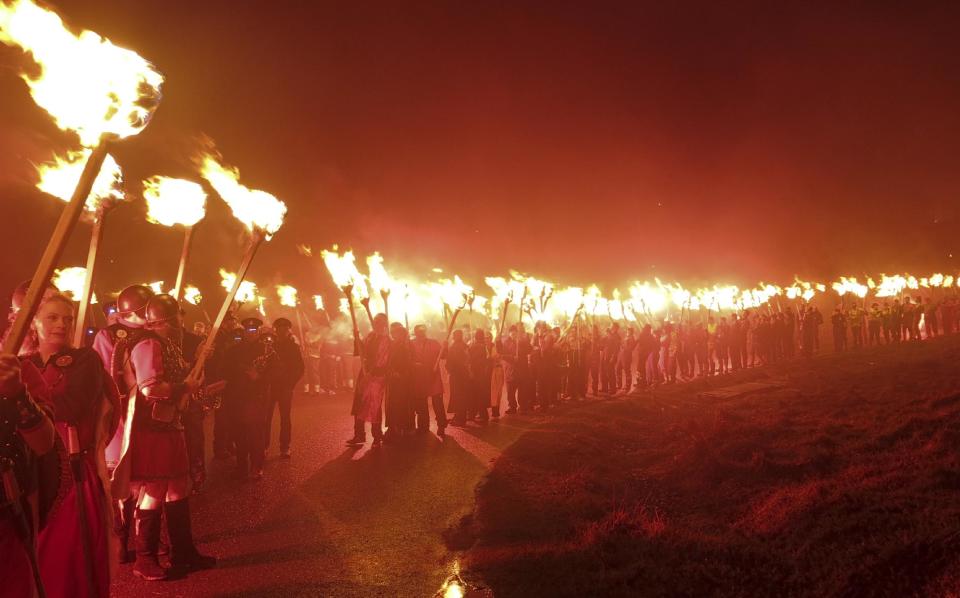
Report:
145,294,181,327
11,279,58,312
117,285,154,318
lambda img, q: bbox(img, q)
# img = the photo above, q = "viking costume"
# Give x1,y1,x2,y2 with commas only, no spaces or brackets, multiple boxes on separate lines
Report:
0,386,57,598
20,347,118,598
107,291,215,580
410,334,446,435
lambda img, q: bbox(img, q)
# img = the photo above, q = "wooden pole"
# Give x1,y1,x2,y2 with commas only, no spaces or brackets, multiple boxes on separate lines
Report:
359,297,374,327
72,208,106,347
295,307,307,349
173,225,195,302
381,290,390,322
343,285,361,356
189,230,265,378
497,299,511,337
517,288,528,326
434,305,464,371
4,138,111,355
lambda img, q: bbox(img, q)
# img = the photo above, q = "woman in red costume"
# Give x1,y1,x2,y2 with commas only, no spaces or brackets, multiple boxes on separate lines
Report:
18,293,119,597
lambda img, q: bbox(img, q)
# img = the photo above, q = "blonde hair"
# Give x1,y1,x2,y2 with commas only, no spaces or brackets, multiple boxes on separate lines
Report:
26,293,77,352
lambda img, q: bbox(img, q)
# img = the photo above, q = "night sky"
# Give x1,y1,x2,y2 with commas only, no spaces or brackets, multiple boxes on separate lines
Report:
1,0,959,305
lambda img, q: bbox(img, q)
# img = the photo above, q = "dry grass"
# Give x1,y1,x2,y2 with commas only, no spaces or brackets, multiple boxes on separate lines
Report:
454,336,960,597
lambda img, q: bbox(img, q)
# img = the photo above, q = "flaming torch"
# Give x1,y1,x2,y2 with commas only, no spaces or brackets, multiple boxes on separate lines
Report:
193,152,286,372
434,277,472,370
36,150,125,345
143,176,207,302
0,0,163,353
323,248,364,354
277,284,307,348
367,252,393,321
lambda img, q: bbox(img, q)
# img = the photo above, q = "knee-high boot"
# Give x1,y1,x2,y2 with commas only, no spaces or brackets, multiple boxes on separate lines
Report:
133,508,167,581
113,496,136,564
166,498,217,571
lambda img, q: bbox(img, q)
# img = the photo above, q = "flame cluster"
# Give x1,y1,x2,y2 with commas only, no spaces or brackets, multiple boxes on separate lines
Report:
315,248,960,331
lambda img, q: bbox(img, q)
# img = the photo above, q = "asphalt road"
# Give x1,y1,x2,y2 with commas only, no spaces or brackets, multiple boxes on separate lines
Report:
111,391,535,597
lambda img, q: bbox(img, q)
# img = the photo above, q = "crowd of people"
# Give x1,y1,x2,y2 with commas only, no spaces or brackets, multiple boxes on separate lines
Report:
344,294,960,442
0,281,304,596
2,275,958,596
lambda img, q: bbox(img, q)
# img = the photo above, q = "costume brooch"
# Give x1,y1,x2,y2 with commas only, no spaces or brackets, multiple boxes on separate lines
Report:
55,355,73,367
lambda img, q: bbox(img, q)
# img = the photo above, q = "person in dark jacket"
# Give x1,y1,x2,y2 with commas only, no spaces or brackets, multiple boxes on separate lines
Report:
446,330,470,426
266,318,305,458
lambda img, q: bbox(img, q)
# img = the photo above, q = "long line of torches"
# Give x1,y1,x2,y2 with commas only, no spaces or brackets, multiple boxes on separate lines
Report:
4,1,957,356
310,248,960,349
44,253,960,354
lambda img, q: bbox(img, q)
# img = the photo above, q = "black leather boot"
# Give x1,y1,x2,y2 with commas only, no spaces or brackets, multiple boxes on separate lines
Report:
166,498,217,572
114,497,135,564
132,508,168,581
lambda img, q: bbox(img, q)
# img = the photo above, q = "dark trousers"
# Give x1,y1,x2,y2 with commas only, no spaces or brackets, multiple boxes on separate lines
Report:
353,409,383,440
414,393,446,431
505,379,520,410
213,407,232,455
517,376,535,412
182,408,205,482
235,415,266,475
266,387,294,452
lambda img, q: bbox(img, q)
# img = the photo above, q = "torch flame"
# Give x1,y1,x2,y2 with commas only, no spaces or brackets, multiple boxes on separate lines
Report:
146,280,166,295
143,176,206,227
276,284,298,307
36,149,123,212
219,268,258,303
183,285,202,305
52,266,95,303
199,153,287,238
367,252,394,294
321,247,367,297
0,0,163,146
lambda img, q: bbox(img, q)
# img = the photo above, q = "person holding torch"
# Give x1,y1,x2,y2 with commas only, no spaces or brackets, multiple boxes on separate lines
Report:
18,293,119,597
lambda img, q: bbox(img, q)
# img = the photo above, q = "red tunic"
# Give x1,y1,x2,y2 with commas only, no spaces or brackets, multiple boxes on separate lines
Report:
20,347,117,598
128,338,189,481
